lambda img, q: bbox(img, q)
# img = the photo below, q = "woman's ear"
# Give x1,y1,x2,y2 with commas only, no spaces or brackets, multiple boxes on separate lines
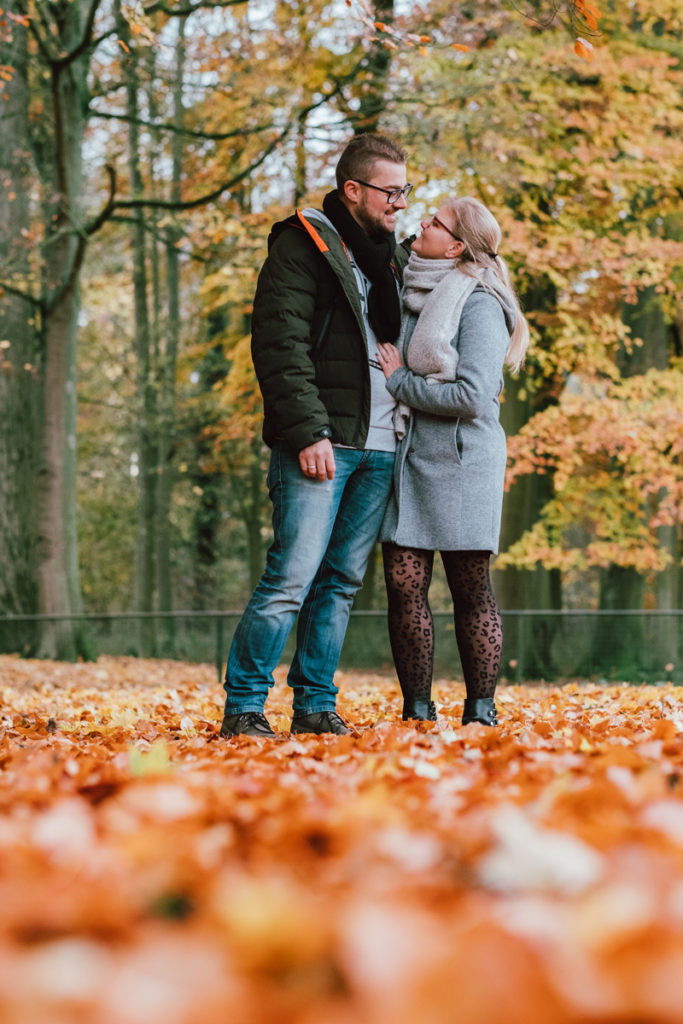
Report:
446,240,465,259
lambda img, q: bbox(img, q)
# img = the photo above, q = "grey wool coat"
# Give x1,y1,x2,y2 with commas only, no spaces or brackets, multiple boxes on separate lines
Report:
380,286,514,553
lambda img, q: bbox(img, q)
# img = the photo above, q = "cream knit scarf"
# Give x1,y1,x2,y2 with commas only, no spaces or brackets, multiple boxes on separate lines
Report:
393,253,479,437
402,253,481,378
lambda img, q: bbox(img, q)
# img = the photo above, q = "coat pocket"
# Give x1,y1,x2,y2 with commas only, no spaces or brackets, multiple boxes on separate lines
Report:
454,418,464,464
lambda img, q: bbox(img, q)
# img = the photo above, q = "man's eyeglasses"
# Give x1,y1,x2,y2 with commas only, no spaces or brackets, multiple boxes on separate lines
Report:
352,180,414,204
431,214,462,242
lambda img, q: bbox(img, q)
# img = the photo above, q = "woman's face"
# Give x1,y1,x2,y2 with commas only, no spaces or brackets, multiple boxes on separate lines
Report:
411,206,462,260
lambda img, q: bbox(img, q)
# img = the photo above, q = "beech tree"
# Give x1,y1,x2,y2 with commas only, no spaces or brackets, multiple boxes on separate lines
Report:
0,9,39,652
0,0,288,655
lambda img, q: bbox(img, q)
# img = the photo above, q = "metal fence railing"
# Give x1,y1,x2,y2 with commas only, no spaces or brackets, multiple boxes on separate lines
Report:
0,610,681,685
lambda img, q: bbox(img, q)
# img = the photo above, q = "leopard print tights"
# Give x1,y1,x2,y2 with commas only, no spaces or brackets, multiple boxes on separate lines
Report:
382,544,503,702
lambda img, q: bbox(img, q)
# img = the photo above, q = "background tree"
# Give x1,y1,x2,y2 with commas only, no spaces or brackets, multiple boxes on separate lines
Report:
0,8,40,652
3,0,680,679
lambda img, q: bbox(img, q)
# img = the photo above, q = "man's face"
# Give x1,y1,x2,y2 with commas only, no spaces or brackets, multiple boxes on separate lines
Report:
343,160,409,237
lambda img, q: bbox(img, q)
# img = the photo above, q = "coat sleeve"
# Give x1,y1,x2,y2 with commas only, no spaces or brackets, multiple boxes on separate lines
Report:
251,228,331,451
385,291,509,419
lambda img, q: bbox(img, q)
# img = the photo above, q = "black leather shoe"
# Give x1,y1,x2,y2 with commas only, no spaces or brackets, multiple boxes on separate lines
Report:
461,698,498,727
220,712,276,738
402,700,437,722
290,711,351,735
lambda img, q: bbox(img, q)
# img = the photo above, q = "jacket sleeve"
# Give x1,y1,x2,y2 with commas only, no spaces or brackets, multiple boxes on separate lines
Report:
385,291,509,419
251,228,330,451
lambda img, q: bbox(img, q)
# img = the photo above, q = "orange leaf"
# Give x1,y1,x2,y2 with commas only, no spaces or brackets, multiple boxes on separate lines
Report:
574,37,595,60
451,43,470,52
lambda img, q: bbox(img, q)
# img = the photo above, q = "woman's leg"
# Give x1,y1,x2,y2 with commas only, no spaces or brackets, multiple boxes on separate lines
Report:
441,550,502,705
382,543,436,716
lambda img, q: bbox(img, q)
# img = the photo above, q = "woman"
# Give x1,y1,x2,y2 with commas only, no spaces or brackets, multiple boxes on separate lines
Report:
376,196,529,727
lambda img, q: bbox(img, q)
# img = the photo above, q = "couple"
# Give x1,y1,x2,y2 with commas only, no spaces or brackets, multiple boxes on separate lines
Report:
220,133,529,739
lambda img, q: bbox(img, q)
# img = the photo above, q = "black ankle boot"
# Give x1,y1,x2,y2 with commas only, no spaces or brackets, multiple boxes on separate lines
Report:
461,697,498,727
402,699,437,722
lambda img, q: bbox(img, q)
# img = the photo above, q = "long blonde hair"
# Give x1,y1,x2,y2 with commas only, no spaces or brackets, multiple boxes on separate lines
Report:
442,197,529,374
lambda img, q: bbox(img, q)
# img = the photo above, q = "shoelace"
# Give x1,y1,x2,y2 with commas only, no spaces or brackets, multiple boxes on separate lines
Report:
235,712,272,730
322,711,346,727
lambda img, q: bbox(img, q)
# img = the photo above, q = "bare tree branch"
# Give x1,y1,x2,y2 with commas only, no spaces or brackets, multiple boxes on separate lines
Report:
111,129,289,213
89,107,276,142
143,0,246,15
55,0,104,68
0,281,43,309
108,216,211,263
85,164,117,235
27,7,59,64
43,164,116,312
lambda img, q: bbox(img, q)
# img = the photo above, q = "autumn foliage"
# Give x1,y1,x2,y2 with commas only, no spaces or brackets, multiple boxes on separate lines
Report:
3,655,683,1022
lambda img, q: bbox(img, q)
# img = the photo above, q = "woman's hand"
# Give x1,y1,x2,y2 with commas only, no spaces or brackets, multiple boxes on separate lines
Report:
376,342,403,379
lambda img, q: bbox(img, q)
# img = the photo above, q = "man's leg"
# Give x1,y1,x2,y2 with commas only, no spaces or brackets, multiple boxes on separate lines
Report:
288,449,395,715
223,444,355,717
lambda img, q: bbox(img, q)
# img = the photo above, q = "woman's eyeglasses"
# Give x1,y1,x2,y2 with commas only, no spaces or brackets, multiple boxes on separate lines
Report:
431,215,462,242
352,180,414,204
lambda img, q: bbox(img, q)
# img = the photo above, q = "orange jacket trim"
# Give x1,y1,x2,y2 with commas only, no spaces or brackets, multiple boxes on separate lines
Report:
295,210,329,253
295,210,354,267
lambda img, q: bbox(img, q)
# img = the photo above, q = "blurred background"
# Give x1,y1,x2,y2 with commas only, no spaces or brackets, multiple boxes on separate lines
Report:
0,0,681,679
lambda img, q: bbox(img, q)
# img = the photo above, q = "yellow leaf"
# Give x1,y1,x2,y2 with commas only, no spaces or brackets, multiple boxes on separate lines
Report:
130,740,171,777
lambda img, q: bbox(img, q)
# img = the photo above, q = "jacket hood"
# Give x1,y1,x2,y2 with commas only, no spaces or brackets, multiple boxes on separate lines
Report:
266,212,302,252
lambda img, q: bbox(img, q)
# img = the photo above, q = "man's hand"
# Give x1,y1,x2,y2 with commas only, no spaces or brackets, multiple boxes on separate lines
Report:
299,438,335,480
376,342,404,379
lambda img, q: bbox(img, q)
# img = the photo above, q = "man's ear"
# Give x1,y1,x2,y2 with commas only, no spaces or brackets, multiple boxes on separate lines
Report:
342,179,361,205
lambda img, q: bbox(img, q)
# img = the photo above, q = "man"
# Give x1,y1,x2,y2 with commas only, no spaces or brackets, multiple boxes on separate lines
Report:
220,133,413,738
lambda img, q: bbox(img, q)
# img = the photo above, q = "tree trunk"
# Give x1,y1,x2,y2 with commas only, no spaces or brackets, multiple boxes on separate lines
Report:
293,105,308,206
356,0,394,132
118,7,157,656
36,286,79,655
33,6,90,659
589,286,670,677
653,524,680,670
494,374,562,679
589,566,645,679
243,451,267,592
156,18,186,651
0,20,41,653
353,544,379,610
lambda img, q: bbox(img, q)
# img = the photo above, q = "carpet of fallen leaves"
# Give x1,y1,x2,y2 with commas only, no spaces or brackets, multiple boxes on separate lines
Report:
2,655,683,1024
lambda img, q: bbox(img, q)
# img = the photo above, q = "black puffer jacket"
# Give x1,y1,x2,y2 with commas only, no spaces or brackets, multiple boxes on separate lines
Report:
251,209,411,452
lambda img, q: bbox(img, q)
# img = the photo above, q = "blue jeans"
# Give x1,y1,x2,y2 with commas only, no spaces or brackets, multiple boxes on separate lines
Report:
223,444,394,715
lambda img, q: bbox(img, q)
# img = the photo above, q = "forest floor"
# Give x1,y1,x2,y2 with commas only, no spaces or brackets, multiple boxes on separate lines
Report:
1,654,683,1024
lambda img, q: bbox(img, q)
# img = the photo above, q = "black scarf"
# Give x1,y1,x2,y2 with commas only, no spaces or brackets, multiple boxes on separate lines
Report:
322,190,401,344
